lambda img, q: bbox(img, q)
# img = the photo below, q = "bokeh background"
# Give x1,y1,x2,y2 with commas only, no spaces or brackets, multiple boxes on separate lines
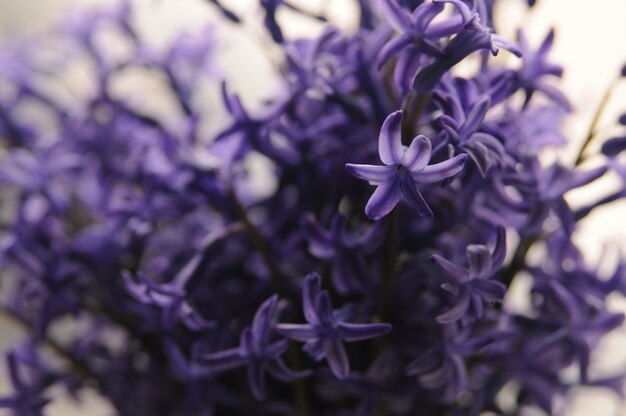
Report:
1,0,626,414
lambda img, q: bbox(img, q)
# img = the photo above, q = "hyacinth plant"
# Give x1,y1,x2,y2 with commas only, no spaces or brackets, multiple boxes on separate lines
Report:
0,0,625,415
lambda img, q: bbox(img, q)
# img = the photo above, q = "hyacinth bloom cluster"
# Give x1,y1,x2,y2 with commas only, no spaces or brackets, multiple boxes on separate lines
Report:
0,0,626,415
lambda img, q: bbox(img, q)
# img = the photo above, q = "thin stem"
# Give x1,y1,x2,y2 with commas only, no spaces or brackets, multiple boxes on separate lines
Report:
226,185,287,296
574,78,618,166
0,307,103,390
287,342,310,416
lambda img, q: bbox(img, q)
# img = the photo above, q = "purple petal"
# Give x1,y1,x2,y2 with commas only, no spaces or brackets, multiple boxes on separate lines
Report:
471,280,506,302
434,0,474,22
535,81,572,110
179,303,217,331
345,163,396,185
263,339,289,359
412,154,467,184
431,254,467,282
405,347,439,375
493,35,523,57
378,111,404,165
376,35,412,69
466,245,492,278
324,337,350,379
464,142,491,176
411,2,445,30
460,96,490,138
267,358,312,382
247,359,268,400
301,213,335,259
401,135,431,172
566,166,607,192
436,291,471,323
197,347,244,372
315,291,337,329
424,14,465,38
400,177,433,217
276,324,318,342
303,273,322,324
379,0,412,32
491,226,507,268
364,177,402,220
251,295,278,345
303,339,325,361
338,322,392,342
393,47,423,92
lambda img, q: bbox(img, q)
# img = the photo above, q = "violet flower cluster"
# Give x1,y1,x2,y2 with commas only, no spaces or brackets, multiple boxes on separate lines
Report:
0,0,625,415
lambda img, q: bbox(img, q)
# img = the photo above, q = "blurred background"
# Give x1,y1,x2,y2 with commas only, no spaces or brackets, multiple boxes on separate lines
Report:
1,0,626,414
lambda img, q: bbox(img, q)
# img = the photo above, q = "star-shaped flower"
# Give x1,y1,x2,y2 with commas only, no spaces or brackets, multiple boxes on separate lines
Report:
346,110,467,220
277,273,392,379
197,295,310,400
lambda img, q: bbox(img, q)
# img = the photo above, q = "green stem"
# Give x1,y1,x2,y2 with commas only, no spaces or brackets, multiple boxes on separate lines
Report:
574,78,618,166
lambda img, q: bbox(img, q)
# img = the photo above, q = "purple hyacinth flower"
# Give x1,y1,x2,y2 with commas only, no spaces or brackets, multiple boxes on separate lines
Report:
437,95,508,175
515,29,571,110
197,295,310,400
0,350,51,415
413,0,521,91
301,213,383,294
346,111,467,220
431,227,507,323
377,0,449,66
277,273,391,379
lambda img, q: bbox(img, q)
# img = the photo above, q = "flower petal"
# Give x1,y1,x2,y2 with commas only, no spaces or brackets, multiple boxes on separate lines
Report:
466,245,492,278
247,359,268,400
431,254,467,282
345,163,395,185
459,96,490,139
401,135,432,172
303,273,322,324
378,111,404,165
364,177,402,220
301,213,335,259
267,358,312,382
379,0,412,32
276,324,318,342
400,177,433,217
436,291,471,323
316,291,337,329
324,337,350,379
412,154,467,184
376,35,412,69
251,295,278,345
338,322,392,342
